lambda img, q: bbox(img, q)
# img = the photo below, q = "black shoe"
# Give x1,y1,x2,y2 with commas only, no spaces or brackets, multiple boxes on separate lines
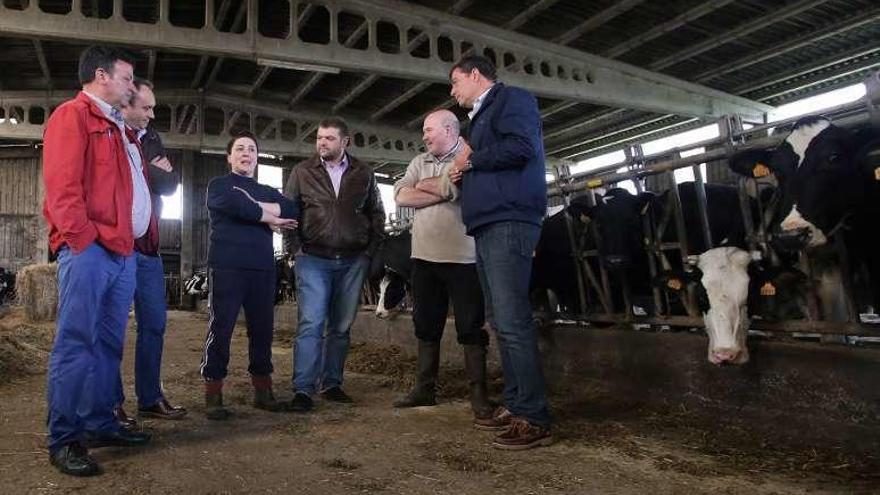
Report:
287,392,313,412
49,442,101,477
321,387,353,403
138,398,187,420
84,429,152,449
114,405,138,431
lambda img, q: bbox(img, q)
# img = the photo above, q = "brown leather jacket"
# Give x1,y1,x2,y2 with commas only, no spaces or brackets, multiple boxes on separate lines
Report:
284,153,385,259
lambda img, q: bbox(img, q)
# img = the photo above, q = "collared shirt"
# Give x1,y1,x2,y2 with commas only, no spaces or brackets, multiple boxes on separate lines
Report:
84,91,151,238
468,84,495,120
321,152,349,197
393,143,475,264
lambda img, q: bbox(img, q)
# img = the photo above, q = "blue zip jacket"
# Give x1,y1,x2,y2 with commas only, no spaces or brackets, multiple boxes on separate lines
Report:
207,172,299,271
461,83,547,235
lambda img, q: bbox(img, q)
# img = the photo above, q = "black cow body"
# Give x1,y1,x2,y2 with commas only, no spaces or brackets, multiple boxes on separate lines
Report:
730,117,880,315
370,230,413,318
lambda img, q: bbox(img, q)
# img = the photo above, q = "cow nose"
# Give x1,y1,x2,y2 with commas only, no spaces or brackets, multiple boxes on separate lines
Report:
711,348,740,364
604,255,628,270
375,309,388,319
770,228,811,252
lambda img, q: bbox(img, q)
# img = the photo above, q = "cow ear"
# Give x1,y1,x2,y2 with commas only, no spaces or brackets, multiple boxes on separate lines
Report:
729,149,775,178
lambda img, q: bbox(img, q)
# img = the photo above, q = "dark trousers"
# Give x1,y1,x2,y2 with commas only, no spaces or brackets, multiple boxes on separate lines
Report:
411,259,487,346
200,268,275,381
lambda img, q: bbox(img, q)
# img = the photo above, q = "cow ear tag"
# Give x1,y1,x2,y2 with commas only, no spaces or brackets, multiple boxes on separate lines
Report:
753,162,771,178
666,278,683,291
760,281,776,296
874,166,880,181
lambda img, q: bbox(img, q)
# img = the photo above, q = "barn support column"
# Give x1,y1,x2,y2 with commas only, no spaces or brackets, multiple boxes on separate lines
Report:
179,150,195,309
35,154,48,264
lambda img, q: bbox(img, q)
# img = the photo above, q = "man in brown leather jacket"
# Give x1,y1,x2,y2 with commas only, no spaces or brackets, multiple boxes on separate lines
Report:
283,117,385,412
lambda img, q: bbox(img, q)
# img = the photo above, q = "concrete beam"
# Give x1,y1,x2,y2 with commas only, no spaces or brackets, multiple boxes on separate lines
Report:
648,0,830,72
504,0,559,30
602,0,736,58
32,40,52,89
0,0,771,118
0,90,422,163
553,0,646,46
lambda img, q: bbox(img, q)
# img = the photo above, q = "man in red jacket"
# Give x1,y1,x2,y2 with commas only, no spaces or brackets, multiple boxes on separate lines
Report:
43,45,152,477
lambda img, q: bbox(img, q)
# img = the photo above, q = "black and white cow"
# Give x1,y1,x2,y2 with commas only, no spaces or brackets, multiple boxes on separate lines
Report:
730,116,880,315
0,266,15,305
183,269,209,299
274,253,296,305
530,197,593,316
370,230,413,319
582,182,796,365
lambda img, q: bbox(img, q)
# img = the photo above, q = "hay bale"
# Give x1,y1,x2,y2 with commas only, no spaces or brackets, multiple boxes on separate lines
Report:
17,263,58,323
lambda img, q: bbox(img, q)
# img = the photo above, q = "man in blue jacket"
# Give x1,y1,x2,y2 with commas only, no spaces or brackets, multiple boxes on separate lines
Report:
447,55,552,450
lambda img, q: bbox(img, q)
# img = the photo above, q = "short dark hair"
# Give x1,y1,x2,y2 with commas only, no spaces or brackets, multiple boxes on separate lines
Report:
78,45,136,86
450,55,497,82
134,77,154,91
226,131,259,155
318,117,350,138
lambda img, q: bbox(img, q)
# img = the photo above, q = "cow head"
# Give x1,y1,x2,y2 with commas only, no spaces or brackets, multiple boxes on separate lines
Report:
375,270,408,319
731,117,865,250
697,247,752,365
582,188,655,272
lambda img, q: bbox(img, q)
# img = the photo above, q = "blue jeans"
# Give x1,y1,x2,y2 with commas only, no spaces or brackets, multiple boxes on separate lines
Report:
133,252,168,408
47,243,136,452
474,221,551,428
114,253,168,408
293,253,368,396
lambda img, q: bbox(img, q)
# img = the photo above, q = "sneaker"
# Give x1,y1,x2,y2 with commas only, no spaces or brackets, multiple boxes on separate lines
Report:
321,386,353,403
287,392,314,412
473,406,513,431
491,418,553,450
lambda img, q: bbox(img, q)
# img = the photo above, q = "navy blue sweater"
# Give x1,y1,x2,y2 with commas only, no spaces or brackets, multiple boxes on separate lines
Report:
461,83,547,234
207,173,299,271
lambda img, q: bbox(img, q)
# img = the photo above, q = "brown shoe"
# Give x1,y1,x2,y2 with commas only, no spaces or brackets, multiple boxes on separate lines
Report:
473,406,513,431
139,398,187,419
114,405,138,431
492,418,553,450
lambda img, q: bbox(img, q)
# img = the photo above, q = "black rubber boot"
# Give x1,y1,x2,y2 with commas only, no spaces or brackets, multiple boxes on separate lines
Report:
252,375,285,412
205,381,232,421
463,344,494,420
393,340,440,408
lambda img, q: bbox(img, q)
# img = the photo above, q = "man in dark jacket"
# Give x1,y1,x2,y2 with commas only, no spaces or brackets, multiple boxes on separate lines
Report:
447,56,553,450
117,78,186,425
283,117,385,412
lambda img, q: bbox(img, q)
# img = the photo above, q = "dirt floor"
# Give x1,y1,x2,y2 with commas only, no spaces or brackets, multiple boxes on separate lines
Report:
1,307,878,494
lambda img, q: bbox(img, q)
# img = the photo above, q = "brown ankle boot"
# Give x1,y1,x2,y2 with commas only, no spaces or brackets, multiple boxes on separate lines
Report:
251,375,284,412
393,340,440,408
205,380,231,420
463,344,494,420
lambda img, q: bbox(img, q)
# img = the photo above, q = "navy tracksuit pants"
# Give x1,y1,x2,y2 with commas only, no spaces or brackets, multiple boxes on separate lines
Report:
200,268,276,381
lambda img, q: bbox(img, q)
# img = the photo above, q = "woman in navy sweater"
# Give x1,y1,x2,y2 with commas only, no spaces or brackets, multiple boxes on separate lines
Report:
200,131,299,420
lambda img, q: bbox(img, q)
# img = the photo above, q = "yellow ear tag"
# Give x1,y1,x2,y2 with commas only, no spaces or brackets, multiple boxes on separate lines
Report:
753,163,771,178
666,278,683,291
760,282,776,296
587,179,603,189
874,167,880,181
